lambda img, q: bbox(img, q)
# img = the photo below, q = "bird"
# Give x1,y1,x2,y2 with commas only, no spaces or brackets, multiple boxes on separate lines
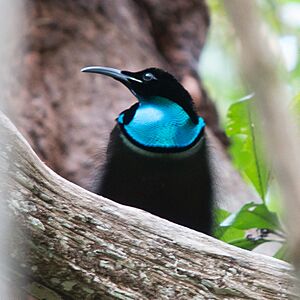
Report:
81,66,213,234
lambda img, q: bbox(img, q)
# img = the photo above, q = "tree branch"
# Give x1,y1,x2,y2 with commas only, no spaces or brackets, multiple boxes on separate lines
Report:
0,111,298,299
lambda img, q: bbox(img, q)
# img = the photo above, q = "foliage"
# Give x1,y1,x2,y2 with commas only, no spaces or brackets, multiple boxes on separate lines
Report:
213,98,286,255
225,98,269,200
204,0,300,261
212,93,300,259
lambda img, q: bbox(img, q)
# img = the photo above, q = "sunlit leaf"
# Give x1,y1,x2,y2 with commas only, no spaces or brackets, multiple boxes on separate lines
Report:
226,99,269,200
274,243,290,262
217,226,245,243
229,238,269,251
265,180,283,214
220,203,279,230
213,208,245,241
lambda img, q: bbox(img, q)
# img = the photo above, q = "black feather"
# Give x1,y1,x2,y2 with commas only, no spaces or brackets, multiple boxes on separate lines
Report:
95,126,213,234
83,66,214,234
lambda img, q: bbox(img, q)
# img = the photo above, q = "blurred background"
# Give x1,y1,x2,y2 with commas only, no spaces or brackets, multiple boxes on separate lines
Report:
202,0,300,123
202,0,300,260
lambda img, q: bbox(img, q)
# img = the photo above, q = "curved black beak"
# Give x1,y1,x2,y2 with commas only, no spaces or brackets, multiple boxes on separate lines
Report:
81,66,142,87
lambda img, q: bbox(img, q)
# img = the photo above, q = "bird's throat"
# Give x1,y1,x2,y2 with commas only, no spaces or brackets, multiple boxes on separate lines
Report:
117,97,205,151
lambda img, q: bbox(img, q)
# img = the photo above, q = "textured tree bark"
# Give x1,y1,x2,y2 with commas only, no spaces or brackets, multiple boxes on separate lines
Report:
1,113,298,299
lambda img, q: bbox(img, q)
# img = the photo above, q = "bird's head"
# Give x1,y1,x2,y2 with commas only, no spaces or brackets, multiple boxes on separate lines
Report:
81,66,205,151
81,67,199,123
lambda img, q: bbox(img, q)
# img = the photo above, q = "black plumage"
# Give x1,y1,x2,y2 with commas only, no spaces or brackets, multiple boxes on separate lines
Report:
82,66,213,234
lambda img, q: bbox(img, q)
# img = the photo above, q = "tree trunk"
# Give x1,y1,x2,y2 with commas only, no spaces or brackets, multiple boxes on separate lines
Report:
1,111,298,299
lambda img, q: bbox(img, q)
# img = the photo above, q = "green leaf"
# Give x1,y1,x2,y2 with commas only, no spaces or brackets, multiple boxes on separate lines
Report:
214,208,231,223
213,208,230,239
217,226,245,243
213,208,245,241
226,99,269,200
220,203,280,231
274,243,290,262
265,180,283,215
229,238,269,251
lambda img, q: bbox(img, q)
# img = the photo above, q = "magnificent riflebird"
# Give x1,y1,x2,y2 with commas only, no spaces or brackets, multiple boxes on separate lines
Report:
81,66,213,234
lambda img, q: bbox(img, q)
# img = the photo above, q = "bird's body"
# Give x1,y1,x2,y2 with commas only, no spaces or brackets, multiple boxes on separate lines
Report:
96,125,212,233
82,66,213,234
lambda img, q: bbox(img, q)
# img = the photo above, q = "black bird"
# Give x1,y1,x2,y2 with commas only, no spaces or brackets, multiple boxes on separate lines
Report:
81,66,213,234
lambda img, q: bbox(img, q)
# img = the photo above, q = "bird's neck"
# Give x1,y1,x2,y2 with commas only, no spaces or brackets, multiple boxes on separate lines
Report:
117,97,205,151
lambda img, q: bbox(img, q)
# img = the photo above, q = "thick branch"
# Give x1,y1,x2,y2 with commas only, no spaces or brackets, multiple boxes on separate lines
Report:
0,111,298,299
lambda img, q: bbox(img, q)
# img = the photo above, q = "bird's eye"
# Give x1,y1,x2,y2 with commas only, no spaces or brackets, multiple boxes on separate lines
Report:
142,72,155,81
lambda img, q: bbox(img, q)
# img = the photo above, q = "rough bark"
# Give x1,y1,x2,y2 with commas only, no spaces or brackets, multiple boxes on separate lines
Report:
1,113,298,299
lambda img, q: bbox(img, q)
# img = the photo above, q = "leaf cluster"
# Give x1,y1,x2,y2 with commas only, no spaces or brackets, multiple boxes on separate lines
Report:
213,99,287,261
